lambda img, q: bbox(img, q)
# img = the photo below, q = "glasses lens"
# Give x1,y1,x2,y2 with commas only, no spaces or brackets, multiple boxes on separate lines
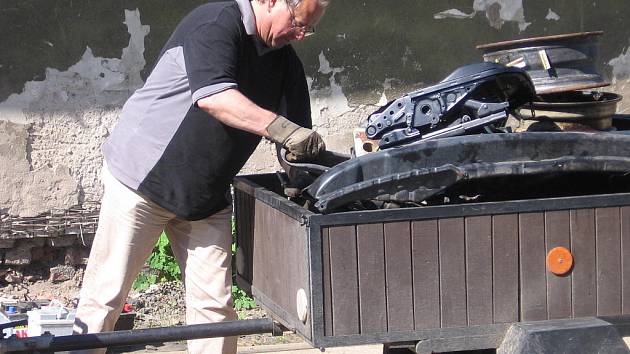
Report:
288,4,315,37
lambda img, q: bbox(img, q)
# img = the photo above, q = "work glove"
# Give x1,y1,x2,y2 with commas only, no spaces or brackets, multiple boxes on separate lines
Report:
267,115,326,162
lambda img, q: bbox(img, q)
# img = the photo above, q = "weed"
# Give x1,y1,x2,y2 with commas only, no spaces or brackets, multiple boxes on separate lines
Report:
132,219,257,312
133,232,181,291
233,285,257,315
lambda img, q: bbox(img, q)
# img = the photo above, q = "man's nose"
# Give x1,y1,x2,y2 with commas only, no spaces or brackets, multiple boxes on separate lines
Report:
293,30,306,41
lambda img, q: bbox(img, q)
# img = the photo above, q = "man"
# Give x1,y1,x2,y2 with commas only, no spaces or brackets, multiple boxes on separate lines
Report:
72,0,329,353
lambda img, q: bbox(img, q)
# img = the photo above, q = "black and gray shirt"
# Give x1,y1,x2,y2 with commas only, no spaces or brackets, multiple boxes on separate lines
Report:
103,0,311,220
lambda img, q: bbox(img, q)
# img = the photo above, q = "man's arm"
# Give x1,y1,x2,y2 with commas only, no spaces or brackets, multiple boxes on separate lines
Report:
197,88,276,137
197,88,325,161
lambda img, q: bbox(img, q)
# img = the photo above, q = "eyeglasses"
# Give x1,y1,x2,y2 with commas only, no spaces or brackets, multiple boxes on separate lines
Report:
287,4,315,37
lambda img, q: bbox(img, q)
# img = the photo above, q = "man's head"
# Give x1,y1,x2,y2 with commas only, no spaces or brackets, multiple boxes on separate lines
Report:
252,0,330,48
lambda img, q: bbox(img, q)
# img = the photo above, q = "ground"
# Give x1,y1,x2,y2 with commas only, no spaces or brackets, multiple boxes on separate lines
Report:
0,273,303,348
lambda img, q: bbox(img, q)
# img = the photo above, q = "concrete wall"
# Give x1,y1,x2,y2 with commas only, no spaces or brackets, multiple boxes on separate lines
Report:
1,0,630,217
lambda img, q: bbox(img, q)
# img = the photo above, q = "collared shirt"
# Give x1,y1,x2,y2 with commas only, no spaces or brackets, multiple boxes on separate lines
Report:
102,1,311,220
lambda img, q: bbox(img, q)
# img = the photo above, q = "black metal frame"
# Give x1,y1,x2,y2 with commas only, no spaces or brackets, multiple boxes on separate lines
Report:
0,319,281,353
233,174,630,349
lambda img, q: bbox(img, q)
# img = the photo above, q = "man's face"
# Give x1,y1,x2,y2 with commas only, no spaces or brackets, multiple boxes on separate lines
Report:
264,0,325,48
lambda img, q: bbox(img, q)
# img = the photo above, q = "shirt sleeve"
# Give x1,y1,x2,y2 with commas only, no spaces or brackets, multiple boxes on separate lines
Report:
183,19,241,104
279,46,313,129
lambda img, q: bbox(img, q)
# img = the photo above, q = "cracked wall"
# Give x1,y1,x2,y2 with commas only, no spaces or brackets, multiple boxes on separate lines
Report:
2,0,630,217
0,9,148,216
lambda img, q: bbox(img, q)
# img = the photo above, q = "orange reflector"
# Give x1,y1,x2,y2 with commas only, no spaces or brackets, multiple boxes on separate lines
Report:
546,246,573,276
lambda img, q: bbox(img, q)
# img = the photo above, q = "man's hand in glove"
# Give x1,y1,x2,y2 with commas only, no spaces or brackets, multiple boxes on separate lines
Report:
266,115,326,162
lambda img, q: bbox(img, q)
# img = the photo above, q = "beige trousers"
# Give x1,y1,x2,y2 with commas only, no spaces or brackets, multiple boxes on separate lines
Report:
73,164,237,354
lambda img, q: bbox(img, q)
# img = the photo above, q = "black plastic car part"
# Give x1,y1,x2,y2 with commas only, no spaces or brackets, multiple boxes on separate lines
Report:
304,132,630,213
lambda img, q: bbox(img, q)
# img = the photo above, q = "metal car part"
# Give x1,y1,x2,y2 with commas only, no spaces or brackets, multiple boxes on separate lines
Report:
477,31,608,94
517,91,622,130
365,62,535,148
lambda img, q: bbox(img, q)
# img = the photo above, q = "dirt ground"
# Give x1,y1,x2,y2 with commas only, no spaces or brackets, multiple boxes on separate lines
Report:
0,272,302,347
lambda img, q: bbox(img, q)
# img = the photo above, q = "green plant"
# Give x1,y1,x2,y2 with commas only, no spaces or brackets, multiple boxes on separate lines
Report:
133,232,181,291
232,285,257,312
131,217,257,313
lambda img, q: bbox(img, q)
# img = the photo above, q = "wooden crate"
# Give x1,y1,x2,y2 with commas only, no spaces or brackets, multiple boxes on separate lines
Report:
233,174,630,349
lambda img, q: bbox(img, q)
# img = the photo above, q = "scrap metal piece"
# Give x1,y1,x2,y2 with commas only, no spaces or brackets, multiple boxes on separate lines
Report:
365,62,535,148
304,132,630,213
477,31,608,94
517,91,622,130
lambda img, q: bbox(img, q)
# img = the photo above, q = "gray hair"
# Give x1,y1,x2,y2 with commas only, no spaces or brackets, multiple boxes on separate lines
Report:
285,0,330,8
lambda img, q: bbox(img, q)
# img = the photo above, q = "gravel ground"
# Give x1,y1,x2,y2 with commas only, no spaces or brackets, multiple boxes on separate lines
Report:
127,281,303,347
0,275,302,347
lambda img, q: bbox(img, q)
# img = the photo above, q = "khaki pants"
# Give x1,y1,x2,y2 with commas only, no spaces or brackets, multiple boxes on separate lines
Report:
73,164,237,354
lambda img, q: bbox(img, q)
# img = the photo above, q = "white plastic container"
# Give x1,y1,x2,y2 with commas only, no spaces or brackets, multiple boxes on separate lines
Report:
27,306,76,337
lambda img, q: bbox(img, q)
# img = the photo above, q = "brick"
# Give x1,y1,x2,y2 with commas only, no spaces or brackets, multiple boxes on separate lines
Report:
49,265,76,283
4,269,24,283
4,248,31,265
48,235,77,247
0,239,15,248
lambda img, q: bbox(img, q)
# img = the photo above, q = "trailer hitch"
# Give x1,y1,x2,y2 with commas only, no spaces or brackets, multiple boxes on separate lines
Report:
0,319,282,353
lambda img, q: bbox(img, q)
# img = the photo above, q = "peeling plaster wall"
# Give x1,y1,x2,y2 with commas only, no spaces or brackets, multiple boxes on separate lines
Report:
2,0,630,216
0,9,148,216
0,121,78,217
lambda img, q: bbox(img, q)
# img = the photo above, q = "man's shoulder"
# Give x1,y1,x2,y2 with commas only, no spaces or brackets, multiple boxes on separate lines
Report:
282,45,304,68
182,1,241,29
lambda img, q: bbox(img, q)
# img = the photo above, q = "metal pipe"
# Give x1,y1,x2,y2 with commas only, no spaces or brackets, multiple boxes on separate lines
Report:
0,319,281,353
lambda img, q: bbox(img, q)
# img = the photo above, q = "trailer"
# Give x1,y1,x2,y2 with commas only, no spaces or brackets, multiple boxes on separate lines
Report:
233,126,630,353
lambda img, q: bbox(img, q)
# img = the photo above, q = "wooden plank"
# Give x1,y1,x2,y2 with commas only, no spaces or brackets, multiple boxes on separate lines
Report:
623,207,630,314
519,212,548,321
322,228,333,336
570,209,597,317
235,190,253,281
412,220,440,330
465,216,493,326
356,224,387,334
596,207,622,316
439,218,467,327
284,211,309,333
492,214,519,323
252,200,273,301
384,222,414,332
544,210,572,319
328,225,360,335
252,200,309,334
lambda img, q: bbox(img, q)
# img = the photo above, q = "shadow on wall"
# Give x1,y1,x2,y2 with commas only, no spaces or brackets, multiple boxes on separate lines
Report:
294,0,630,106
0,0,209,103
2,1,630,107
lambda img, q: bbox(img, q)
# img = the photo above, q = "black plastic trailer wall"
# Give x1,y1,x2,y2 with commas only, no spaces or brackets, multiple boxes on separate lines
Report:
233,174,630,351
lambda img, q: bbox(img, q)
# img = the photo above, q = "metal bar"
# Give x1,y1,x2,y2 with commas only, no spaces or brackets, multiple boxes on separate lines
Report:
0,319,280,353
